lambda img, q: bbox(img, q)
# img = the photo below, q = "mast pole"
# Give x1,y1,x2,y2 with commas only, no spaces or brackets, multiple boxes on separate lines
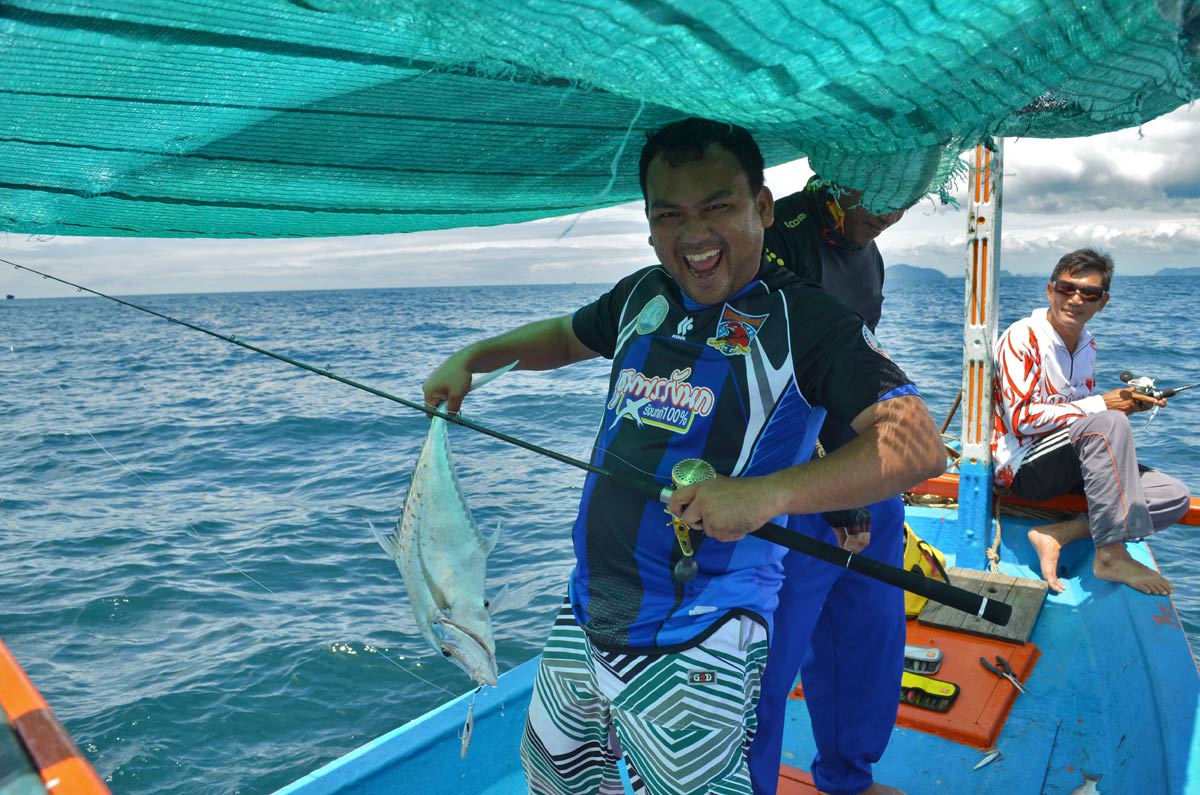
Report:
958,140,1003,564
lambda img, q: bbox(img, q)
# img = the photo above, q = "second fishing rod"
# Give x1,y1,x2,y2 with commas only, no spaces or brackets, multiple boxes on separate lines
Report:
7,260,1012,627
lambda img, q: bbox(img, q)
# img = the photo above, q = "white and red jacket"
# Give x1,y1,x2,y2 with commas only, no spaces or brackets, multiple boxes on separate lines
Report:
991,308,1107,486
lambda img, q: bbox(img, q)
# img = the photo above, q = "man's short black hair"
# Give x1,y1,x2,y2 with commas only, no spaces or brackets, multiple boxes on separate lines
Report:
638,118,765,204
1051,248,1115,292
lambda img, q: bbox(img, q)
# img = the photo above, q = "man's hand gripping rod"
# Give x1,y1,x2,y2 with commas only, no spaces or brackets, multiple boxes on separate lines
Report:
1119,370,1200,430
650,459,1013,627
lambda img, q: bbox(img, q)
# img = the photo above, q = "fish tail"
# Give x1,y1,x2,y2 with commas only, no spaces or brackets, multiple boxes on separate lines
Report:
469,360,518,392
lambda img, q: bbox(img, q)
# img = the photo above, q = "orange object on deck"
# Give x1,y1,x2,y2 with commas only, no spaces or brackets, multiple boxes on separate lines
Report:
909,473,1200,527
778,764,820,795
791,623,1040,751
0,639,110,795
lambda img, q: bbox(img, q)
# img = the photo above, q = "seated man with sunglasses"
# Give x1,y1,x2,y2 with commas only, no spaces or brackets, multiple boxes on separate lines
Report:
992,248,1191,595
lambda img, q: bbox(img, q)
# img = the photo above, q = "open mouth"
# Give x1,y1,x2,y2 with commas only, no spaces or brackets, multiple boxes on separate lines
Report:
436,616,491,656
683,248,721,278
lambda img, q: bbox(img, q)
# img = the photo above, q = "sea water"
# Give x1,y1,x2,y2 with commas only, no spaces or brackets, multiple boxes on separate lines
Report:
0,277,1197,794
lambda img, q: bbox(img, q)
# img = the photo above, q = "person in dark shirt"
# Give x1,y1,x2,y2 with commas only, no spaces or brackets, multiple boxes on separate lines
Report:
750,176,914,795
764,176,907,329
423,120,944,795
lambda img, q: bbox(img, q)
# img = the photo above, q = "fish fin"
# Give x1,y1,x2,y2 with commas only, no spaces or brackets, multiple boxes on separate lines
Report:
368,519,402,559
486,584,512,615
485,518,502,554
469,360,519,391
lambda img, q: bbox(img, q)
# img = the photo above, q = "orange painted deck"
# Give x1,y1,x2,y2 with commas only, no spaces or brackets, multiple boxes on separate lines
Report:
778,765,820,794
786,620,1041,787
910,473,1200,526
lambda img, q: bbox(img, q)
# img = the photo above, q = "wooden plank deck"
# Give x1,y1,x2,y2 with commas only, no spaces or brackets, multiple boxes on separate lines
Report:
917,567,1048,643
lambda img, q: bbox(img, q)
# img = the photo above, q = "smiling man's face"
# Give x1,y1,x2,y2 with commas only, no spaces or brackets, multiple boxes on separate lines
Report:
645,143,774,305
1045,269,1109,347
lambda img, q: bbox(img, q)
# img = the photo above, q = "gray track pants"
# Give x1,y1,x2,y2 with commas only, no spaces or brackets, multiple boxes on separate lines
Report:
1010,410,1191,546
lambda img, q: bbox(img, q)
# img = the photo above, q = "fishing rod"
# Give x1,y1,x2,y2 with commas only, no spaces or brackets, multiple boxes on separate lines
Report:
7,260,1012,627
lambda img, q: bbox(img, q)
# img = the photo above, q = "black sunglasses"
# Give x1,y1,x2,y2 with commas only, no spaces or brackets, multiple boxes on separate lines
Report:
1052,280,1106,302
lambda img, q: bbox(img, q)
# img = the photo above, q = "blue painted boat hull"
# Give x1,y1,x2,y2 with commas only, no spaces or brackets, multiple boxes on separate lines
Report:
277,505,1200,795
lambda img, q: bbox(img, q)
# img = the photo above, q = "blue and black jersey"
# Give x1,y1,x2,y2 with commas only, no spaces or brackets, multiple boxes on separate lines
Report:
569,260,916,652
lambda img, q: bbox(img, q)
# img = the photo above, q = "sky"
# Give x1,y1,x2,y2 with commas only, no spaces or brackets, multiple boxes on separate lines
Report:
2,103,1197,300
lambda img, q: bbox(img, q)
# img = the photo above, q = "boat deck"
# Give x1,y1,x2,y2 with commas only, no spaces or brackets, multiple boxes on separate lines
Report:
276,505,1200,795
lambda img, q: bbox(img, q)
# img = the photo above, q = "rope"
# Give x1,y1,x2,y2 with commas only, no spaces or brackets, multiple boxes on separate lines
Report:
987,498,1003,574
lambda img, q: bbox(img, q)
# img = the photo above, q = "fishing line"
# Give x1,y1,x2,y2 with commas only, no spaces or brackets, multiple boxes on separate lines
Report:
4,259,605,483
7,260,1013,625
0,300,458,697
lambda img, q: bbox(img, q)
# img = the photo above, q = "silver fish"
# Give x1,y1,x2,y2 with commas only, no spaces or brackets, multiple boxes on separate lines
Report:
373,364,513,687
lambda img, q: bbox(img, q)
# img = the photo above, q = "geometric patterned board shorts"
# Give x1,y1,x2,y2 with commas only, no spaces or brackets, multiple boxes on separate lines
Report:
520,600,769,795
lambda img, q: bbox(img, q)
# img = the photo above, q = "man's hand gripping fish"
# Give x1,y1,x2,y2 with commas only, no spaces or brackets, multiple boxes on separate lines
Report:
372,364,513,687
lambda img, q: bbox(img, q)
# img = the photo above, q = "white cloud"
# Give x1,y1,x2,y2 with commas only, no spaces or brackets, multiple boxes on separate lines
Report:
881,103,1200,274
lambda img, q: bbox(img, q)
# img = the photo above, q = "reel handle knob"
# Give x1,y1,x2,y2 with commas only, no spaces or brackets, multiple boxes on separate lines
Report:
668,459,715,585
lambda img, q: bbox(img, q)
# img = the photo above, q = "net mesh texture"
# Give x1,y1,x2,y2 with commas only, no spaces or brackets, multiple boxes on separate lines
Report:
1,0,1197,238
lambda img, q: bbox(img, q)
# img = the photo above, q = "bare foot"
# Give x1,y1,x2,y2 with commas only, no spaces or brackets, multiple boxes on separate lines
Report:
1026,518,1089,593
1094,543,1173,595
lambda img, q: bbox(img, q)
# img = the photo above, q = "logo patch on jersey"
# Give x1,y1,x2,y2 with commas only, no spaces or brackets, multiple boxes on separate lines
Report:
635,295,669,335
706,305,767,357
687,671,718,685
862,325,892,361
672,316,694,340
783,212,808,229
606,367,715,434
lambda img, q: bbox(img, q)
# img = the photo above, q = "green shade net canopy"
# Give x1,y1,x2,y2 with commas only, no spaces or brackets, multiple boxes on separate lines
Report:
1,0,1197,238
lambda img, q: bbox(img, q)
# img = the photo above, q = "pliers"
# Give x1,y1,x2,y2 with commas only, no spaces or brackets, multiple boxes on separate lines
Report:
980,655,1026,693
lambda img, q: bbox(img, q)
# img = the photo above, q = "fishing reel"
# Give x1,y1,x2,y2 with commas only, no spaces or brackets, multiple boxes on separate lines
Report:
666,459,715,584
1118,371,1200,431
1120,370,1170,399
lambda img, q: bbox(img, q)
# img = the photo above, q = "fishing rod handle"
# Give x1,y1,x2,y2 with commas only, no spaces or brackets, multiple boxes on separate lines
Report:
650,458,1012,627
754,522,1012,626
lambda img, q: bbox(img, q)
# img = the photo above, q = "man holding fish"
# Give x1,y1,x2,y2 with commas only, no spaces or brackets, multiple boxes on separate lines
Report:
423,118,944,795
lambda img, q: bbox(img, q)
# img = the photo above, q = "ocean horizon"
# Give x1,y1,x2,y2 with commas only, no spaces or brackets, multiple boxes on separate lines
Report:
2,276,1197,794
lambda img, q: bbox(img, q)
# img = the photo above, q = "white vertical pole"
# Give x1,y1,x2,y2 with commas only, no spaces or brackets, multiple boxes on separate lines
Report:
958,140,1003,562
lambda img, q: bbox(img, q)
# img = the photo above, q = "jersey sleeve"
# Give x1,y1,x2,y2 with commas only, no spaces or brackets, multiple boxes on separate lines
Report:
791,289,916,426
570,268,648,358
994,324,1103,438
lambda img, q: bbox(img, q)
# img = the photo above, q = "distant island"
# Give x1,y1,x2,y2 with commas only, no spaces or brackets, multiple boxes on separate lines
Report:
885,264,1027,280
883,264,1196,279
886,263,948,281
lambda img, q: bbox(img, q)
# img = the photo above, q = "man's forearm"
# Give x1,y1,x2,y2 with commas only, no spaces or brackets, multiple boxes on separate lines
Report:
764,395,945,517
666,395,945,541
454,315,595,373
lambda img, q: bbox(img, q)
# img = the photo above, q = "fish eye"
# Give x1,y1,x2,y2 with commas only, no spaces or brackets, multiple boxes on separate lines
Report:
483,600,490,608
441,648,452,658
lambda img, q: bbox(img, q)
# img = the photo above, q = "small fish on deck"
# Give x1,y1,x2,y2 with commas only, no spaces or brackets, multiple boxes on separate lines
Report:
1068,771,1102,795
372,363,514,687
